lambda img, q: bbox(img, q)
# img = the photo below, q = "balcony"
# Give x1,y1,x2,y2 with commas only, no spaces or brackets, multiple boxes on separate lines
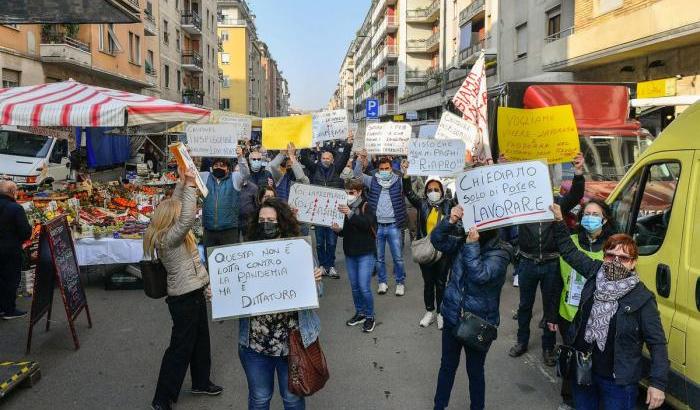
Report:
122,0,140,12
459,38,485,66
182,89,204,105
426,30,440,52
372,0,398,24
372,68,399,95
218,36,224,52
145,63,157,85
143,10,157,36
181,50,203,71
372,15,399,47
459,0,485,27
371,44,398,71
406,69,430,83
40,33,92,67
407,31,440,54
379,103,398,116
219,17,247,26
406,0,440,23
545,27,575,43
181,11,202,35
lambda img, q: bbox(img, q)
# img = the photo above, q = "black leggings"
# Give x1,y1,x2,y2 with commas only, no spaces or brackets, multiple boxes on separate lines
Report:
419,257,450,313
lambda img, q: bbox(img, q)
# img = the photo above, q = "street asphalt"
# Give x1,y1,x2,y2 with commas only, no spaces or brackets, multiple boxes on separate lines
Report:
1,239,567,410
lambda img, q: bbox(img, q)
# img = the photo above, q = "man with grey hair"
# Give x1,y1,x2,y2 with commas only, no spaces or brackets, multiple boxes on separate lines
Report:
0,180,32,319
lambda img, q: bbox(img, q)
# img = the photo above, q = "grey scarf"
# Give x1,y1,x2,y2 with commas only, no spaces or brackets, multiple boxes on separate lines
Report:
376,173,398,189
584,267,639,351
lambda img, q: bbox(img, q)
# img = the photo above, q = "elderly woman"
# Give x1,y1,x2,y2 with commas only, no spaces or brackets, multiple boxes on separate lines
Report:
549,204,668,410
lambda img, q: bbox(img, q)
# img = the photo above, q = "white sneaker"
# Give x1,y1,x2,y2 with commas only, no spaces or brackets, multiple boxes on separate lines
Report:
377,283,388,294
436,314,444,330
513,275,519,287
419,311,435,327
328,267,340,279
395,284,405,296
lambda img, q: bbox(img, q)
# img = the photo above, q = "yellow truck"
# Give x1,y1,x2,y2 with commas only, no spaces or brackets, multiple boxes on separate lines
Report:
606,101,700,409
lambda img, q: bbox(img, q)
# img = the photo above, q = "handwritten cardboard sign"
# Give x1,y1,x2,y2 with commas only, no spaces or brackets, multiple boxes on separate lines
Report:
168,142,208,197
407,139,465,176
262,115,313,150
208,237,319,320
186,123,247,158
497,105,580,164
434,111,479,149
218,116,253,140
288,183,345,228
312,109,348,144
456,160,554,230
365,122,411,155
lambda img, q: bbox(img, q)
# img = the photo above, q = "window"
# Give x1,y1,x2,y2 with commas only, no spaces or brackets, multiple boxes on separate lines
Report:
221,53,230,64
175,0,179,11
220,98,230,110
546,6,561,39
515,23,527,59
128,32,141,64
610,162,681,255
206,9,210,29
211,15,214,33
164,64,170,88
105,24,122,54
222,75,230,87
221,30,228,41
208,79,211,94
2,68,20,88
176,70,181,91
175,29,180,51
145,50,155,74
163,20,169,44
596,0,623,15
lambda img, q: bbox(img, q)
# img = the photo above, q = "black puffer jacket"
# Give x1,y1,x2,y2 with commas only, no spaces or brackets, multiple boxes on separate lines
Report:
554,221,669,390
299,142,352,189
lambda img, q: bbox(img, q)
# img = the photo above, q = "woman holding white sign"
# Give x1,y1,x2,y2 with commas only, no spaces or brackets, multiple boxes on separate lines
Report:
430,205,514,410
239,198,324,410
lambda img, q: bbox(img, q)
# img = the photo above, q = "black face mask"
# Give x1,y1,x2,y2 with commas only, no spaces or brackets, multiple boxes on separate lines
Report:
212,168,227,179
261,222,280,239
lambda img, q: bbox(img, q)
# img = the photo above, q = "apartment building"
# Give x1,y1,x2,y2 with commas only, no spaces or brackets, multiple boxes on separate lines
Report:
328,41,356,114
217,0,289,117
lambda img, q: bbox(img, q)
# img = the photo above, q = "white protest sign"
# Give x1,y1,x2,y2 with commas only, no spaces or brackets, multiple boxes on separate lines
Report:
219,116,253,140
365,122,411,155
312,109,348,144
418,123,438,139
288,183,346,228
434,111,479,150
208,237,319,320
408,139,465,177
456,160,554,230
186,124,245,157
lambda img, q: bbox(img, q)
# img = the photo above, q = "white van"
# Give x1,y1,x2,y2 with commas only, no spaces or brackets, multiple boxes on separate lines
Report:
0,126,70,186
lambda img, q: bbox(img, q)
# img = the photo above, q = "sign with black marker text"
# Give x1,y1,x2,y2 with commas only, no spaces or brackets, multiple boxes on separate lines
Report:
312,110,348,144
365,122,411,155
186,122,249,157
288,183,345,228
407,139,465,176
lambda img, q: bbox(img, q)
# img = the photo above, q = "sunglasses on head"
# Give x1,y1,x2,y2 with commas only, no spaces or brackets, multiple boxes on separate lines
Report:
604,252,634,264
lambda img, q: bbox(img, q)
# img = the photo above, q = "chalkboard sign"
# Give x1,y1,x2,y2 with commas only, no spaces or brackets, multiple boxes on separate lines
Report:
26,216,92,354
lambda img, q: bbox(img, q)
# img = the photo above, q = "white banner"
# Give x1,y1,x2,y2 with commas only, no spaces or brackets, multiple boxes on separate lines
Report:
208,237,319,320
365,122,411,155
434,111,478,150
407,139,465,176
312,109,348,144
288,183,346,228
218,116,253,140
455,161,554,230
451,52,492,162
186,123,249,157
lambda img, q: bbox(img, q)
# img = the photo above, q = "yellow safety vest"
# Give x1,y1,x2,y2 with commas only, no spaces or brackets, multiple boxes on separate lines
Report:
559,235,603,322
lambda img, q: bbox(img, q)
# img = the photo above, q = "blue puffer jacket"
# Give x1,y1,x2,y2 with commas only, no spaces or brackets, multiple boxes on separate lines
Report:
202,174,240,231
431,219,514,327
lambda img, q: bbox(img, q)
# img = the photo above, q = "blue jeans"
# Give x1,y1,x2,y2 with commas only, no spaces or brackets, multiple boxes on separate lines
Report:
516,257,558,350
315,226,337,270
434,325,488,410
572,374,639,410
375,223,406,285
238,346,305,410
346,253,376,318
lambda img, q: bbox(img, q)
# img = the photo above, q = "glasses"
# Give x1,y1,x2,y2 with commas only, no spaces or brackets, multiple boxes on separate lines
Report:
604,252,634,264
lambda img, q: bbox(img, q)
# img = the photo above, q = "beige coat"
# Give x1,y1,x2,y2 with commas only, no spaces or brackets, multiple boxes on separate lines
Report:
158,183,209,296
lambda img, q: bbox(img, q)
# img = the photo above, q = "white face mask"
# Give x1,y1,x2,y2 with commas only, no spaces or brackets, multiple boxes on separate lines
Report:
427,191,442,202
346,194,358,205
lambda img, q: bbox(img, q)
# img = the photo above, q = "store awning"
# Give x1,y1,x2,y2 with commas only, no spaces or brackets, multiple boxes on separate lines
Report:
631,95,700,108
0,80,210,127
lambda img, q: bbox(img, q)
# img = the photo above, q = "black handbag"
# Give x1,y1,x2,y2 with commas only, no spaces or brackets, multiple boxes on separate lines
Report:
555,344,593,386
140,259,168,299
574,349,593,386
452,311,498,352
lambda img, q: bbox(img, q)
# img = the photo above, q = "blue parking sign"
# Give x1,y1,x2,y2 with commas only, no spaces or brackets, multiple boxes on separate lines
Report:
366,98,379,118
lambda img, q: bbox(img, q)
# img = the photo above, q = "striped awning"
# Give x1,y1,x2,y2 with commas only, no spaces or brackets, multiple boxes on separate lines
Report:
0,80,210,127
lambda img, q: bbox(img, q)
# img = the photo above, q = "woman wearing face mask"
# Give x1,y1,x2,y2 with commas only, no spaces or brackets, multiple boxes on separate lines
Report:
239,198,323,410
548,204,668,410
400,160,453,329
331,179,378,333
551,199,615,409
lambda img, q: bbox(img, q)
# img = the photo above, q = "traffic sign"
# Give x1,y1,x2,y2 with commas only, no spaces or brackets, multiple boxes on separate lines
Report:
366,99,379,118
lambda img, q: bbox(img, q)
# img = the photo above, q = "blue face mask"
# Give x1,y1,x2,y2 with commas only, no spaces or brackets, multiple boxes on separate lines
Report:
251,159,262,171
581,215,604,233
378,170,392,180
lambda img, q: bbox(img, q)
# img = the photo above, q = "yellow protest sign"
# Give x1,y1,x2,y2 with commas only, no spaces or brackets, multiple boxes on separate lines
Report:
497,105,580,164
262,115,313,149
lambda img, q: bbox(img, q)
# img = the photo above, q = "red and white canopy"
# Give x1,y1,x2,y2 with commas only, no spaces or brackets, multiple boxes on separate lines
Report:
0,80,210,127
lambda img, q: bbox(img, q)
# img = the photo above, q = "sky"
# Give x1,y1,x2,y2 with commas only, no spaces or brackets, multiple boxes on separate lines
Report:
248,0,371,111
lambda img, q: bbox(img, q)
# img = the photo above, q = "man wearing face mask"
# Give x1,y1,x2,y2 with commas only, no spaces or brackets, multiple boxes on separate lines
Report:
268,142,310,202
0,180,32,319
299,133,354,279
354,156,408,296
247,148,273,189
202,148,249,252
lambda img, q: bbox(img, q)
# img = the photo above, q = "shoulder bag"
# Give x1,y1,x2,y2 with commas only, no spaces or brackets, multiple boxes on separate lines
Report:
288,329,330,397
140,254,168,299
451,265,497,352
555,344,593,386
411,235,442,265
